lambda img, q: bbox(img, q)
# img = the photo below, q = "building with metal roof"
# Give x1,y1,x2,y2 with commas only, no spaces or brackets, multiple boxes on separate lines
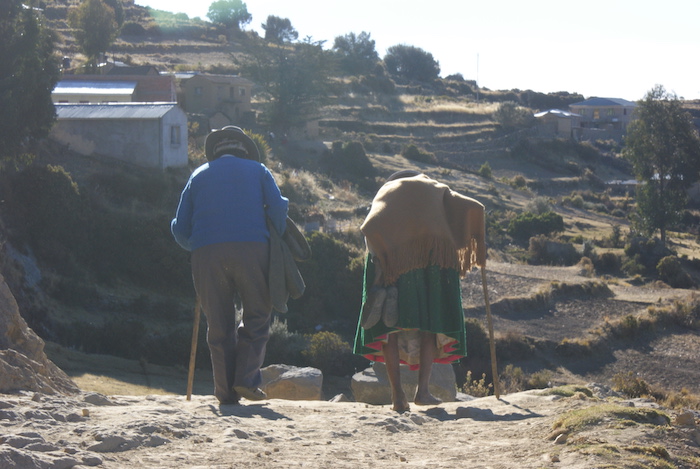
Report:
51,103,188,170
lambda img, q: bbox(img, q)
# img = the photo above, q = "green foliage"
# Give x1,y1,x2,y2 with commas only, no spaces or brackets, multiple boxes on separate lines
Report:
239,39,331,130
206,0,251,30
321,140,376,187
622,85,700,243
383,44,440,82
0,0,59,161
492,101,535,131
656,256,694,288
624,236,670,276
302,331,355,376
461,371,492,397
612,371,651,398
507,211,564,243
594,251,622,275
332,31,379,76
478,161,493,179
528,236,579,266
264,317,310,367
287,232,364,333
262,15,298,44
401,143,437,165
68,0,118,68
7,165,91,273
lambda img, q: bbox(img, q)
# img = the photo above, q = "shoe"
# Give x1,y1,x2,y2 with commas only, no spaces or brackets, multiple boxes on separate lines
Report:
382,286,398,327
361,286,386,330
233,386,267,401
218,398,240,406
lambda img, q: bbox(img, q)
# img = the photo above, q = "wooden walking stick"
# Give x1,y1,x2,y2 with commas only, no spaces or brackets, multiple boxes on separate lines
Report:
186,297,201,401
481,266,501,399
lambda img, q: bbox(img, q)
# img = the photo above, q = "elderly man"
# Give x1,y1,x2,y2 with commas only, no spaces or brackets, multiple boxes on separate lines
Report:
171,126,288,405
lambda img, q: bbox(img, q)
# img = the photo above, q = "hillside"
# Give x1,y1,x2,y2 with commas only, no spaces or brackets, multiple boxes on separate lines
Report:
3,0,700,411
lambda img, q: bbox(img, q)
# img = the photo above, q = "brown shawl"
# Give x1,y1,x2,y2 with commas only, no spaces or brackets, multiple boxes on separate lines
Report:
361,174,486,286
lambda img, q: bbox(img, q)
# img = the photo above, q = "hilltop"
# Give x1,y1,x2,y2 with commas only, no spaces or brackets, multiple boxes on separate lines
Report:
4,0,700,413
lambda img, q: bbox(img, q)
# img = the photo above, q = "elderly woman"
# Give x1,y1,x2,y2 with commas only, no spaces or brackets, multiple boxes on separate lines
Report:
354,170,486,412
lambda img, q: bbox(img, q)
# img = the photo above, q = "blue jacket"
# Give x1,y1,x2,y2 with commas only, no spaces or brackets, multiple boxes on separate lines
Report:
171,155,288,251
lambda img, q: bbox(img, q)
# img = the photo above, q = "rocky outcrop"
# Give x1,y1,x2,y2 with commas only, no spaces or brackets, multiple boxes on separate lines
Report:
0,274,78,395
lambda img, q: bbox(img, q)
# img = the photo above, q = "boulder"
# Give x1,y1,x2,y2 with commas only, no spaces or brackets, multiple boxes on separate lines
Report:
261,364,323,400
0,273,78,395
351,362,457,405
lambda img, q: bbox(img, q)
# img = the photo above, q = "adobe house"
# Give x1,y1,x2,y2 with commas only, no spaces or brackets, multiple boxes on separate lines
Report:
534,109,581,138
569,97,637,141
51,103,188,170
53,67,176,104
178,72,254,123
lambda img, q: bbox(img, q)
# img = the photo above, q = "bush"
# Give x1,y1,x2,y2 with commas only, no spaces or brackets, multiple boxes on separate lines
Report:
264,317,310,367
612,371,651,398
401,143,437,164
478,162,493,179
595,251,621,274
507,211,564,243
528,236,579,266
657,256,694,288
302,331,357,376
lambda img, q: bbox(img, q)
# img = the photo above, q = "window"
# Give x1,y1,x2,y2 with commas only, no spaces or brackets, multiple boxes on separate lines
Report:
170,126,181,146
239,88,246,97
593,109,600,119
194,87,202,96
606,108,616,116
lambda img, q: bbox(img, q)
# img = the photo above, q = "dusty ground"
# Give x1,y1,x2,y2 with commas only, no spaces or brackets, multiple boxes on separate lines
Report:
2,386,699,468
3,261,700,468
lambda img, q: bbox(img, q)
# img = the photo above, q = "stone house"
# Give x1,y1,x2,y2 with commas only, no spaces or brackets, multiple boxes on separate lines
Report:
569,97,637,141
177,72,255,124
50,103,188,170
534,109,581,138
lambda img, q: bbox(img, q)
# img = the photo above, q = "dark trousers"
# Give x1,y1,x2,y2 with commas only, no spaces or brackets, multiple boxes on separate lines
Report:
191,242,271,403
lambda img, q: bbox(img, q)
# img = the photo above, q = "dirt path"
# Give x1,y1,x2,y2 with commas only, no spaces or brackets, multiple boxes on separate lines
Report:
2,387,697,469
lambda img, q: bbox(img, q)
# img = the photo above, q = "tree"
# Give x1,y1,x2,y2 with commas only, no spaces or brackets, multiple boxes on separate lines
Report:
383,44,440,82
622,85,700,244
239,38,331,131
68,0,118,71
262,15,298,44
207,0,251,31
493,102,535,131
0,0,60,162
332,31,379,76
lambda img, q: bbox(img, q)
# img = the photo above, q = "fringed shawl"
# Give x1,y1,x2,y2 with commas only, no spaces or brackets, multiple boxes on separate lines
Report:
361,174,486,286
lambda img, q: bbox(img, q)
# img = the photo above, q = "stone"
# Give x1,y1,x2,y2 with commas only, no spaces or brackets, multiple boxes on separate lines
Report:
350,362,457,405
261,364,323,400
0,273,78,395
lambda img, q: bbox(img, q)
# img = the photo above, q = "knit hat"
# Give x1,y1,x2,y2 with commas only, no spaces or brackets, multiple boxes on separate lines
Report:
204,126,260,162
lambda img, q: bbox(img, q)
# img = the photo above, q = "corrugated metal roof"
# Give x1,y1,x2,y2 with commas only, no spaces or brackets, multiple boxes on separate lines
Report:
55,103,178,119
570,97,637,107
534,109,581,118
54,81,137,95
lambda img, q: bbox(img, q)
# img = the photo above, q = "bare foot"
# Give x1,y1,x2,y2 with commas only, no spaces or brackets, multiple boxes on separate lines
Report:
392,400,411,413
414,392,442,406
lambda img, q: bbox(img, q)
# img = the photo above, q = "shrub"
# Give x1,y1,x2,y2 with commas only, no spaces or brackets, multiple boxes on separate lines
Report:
302,331,355,376
595,251,621,274
612,371,651,398
507,211,564,243
264,318,310,367
528,235,579,266
478,162,493,179
657,256,694,288
461,371,492,397
401,143,437,164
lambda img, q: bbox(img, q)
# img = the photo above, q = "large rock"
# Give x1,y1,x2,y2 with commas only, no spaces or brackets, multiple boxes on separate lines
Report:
351,362,457,405
261,364,323,400
0,273,78,395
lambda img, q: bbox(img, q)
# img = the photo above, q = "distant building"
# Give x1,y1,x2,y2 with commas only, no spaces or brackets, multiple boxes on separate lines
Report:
569,97,637,141
177,72,255,125
53,71,176,104
51,103,188,170
534,109,581,138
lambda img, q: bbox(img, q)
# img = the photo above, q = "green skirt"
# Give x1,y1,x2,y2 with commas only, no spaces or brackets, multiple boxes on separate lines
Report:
353,254,467,370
